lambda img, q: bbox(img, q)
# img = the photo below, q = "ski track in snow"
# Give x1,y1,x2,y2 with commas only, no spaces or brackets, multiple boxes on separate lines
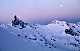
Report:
0,20,80,51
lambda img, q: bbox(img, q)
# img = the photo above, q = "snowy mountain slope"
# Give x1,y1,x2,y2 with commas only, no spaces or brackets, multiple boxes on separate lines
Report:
0,20,80,51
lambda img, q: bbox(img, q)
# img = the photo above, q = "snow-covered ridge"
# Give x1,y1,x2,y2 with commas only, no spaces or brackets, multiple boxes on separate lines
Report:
0,20,80,51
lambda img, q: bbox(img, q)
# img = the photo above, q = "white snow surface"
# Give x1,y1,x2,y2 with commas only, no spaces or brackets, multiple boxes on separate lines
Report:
0,20,80,51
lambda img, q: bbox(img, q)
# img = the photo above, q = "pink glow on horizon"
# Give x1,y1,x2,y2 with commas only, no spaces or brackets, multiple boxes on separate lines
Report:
0,0,80,23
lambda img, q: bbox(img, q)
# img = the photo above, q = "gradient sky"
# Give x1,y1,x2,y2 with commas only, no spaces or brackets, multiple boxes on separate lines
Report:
0,0,80,23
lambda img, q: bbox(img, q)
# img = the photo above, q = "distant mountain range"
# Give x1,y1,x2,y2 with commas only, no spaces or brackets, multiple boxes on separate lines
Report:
50,16,80,24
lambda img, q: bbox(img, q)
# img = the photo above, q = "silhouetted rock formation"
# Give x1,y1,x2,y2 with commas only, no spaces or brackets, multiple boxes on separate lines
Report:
12,15,25,29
